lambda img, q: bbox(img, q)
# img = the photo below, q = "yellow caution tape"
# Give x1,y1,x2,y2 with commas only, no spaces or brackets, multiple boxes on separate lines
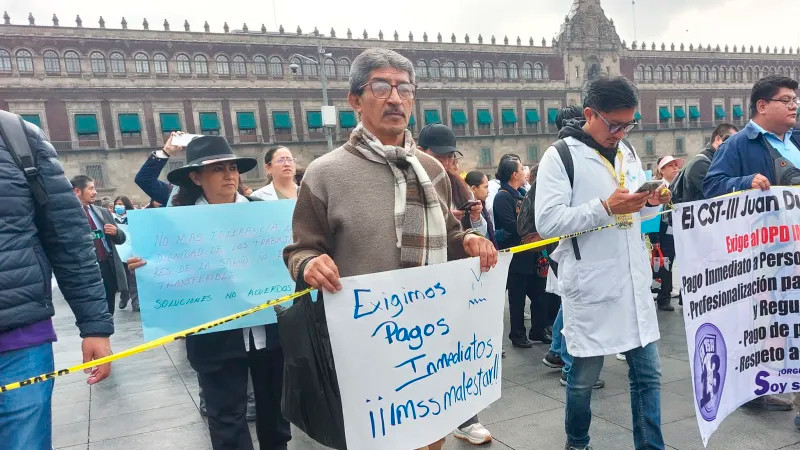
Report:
506,208,674,254
0,207,678,393
0,288,312,393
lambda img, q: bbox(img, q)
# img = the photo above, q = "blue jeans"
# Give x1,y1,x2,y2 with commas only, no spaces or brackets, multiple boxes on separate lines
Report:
0,343,55,450
549,306,573,374
565,341,663,450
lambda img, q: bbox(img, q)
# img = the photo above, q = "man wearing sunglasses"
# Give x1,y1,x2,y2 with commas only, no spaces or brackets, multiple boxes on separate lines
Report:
705,75,800,198
535,76,671,450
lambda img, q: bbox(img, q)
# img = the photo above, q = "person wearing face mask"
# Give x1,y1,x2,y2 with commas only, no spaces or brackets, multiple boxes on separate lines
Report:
251,146,299,201
127,136,292,450
113,196,139,312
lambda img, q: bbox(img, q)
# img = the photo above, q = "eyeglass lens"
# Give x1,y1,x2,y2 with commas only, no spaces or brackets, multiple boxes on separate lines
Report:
370,81,416,99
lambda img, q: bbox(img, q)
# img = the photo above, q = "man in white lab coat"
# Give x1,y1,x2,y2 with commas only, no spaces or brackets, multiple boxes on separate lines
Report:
535,77,672,450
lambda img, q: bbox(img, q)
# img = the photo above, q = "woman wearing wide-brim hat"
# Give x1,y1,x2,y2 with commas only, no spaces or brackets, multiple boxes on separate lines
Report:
129,136,292,450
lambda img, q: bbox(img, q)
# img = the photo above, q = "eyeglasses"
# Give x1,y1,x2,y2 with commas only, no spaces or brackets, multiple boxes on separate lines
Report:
591,108,638,135
360,81,417,100
270,157,296,165
765,97,800,107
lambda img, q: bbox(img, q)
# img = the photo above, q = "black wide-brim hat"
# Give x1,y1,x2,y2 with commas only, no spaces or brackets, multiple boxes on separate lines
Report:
166,135,258,186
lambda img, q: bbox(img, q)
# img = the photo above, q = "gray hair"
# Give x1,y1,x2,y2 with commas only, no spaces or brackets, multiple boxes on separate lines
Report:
100,196,113,209
349,48,415,95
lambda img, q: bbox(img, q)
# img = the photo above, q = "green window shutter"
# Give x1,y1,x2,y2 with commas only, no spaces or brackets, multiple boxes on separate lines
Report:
273,111,292,130
21,114,41,128
479,148,492,166
160,113,181,132
689,106,701,119
527,145,538,162
451,109,467,125
199,112,220,131
714,105,726,119
339,110,357,128
547,108,559,124
634,111,642,121
236,112,256,130
118,113,141,133
306,111,322,129
424,109,440,124
408,114,416,126
673,106,686,119
477,109,492,124
75,114,99,134
525,108,540,123
658,107,671,121
732,105,743,119
501,108,517,124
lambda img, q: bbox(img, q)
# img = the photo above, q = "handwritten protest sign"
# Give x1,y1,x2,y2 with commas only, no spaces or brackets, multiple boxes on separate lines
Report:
325,254,512,449
674,187,800,446
128,201,295,341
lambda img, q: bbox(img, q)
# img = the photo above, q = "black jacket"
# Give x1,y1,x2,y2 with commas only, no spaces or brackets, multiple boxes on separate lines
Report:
682,145,715,203
0,122,113,337
493,186,536,274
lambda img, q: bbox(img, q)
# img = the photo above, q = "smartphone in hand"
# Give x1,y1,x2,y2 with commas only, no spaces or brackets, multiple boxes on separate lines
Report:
458,200,481,211
635,181,666,194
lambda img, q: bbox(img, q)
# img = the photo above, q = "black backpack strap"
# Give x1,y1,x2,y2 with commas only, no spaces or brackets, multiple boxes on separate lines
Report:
552,139,581,260
0,110,47,207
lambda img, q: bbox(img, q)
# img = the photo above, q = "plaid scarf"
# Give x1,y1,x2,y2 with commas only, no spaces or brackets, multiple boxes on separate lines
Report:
345,124,448,267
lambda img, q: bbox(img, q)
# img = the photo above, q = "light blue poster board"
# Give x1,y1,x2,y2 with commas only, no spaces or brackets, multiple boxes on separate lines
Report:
115,223,134,262
128,200,296,341
641,169,662,234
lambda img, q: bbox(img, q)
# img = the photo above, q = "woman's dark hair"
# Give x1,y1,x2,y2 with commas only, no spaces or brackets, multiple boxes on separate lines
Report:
264,146,290,165
749,75,799,116
448,172,472,208
495,153,520,179
555,105,584,130
496,158,520,184
464,170,486,187
113,196,135,211
171,179,203,207
583,76,639,113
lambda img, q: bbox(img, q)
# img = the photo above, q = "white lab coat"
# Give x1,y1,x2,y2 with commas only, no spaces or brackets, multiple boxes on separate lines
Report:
251,182,299,201
534,136,660,357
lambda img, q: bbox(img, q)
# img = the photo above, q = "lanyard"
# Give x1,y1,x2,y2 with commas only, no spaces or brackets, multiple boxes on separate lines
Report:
594,148,625,188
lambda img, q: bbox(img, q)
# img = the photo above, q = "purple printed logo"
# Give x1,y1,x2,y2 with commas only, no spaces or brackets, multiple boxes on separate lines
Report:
693,323,726,421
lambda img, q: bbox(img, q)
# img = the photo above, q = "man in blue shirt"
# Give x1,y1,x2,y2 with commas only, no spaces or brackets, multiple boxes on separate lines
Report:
703,75,799,414
704,75,800,197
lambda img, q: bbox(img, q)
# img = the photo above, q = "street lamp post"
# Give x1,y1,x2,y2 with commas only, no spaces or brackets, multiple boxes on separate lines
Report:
289,45,334,152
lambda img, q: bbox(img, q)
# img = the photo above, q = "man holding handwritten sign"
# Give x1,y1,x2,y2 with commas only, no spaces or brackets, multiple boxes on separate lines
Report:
284,48,498,450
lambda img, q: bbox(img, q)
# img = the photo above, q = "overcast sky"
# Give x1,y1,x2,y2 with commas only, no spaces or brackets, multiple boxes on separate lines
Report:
5,0,800,50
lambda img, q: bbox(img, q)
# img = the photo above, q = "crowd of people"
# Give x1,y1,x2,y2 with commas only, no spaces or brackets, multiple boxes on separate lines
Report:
1,45,800,450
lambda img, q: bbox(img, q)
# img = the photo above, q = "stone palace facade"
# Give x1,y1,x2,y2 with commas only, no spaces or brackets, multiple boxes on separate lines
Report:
1,0,799,200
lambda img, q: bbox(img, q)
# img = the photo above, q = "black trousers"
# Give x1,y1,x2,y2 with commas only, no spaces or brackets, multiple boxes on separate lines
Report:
98,259,117,316
198,340,291,450
507,273,555,341
655,241,675,306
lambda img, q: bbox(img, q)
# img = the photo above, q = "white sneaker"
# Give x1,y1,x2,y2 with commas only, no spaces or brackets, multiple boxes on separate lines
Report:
454,422,492,445
616,353,626,361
